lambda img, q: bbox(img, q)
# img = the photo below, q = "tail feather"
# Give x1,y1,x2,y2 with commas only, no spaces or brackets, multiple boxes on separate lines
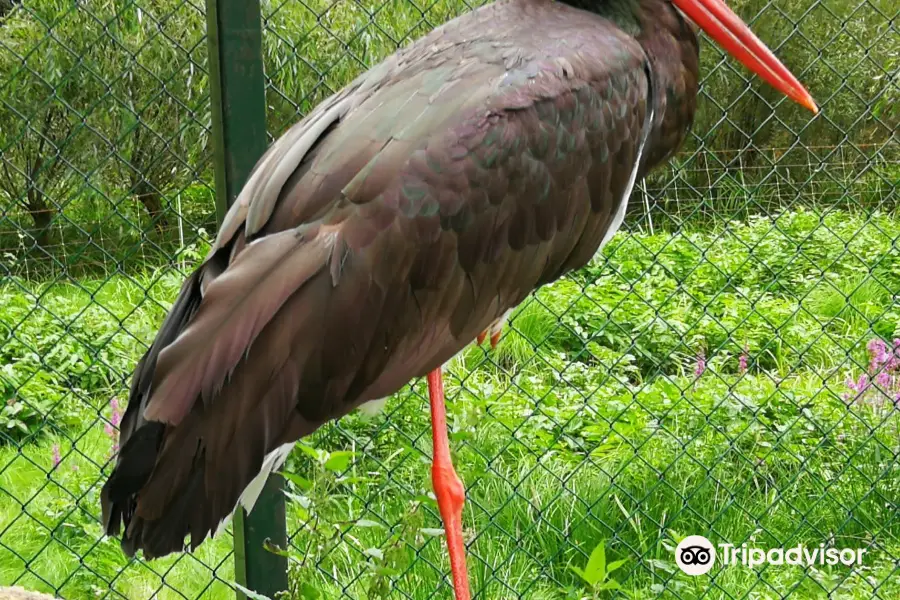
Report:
101,269,204,539
206,438,288,540
100,238,332,559
239,442,296,514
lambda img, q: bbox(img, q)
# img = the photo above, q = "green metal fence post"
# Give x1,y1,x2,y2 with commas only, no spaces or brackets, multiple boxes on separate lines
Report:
205,1,289,598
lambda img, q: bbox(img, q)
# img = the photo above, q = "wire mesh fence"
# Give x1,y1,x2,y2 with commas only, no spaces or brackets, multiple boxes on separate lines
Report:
1,0,898,598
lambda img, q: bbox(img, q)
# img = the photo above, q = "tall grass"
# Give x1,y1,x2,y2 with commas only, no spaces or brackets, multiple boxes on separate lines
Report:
0,208,898,598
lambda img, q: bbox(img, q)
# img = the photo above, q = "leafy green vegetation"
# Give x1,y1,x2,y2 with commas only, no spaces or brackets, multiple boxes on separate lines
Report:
1,209,897,598
1,0,896,268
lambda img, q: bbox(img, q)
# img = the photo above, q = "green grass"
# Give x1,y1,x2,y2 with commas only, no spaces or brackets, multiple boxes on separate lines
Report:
278,335,899,598
0,429,235,599
1,208,899,599
805,274,896,337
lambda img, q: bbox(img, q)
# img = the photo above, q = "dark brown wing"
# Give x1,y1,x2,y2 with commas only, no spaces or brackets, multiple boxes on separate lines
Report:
101,0,653,558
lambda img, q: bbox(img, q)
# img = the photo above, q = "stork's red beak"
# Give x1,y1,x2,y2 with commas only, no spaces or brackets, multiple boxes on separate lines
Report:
673,0,818,113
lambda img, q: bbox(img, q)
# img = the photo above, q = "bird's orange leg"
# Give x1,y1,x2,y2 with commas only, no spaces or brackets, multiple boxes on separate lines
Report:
476,309,512,349
427,367,470,600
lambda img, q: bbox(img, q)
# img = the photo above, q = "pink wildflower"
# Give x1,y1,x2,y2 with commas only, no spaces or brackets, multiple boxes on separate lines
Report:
867,338,890,373
844,374,870,404
694,349,706,379
739,344,749,374
110,397,121,427
105,397,122,438
51,444,61,468
847,373,869,393
890,340,900,371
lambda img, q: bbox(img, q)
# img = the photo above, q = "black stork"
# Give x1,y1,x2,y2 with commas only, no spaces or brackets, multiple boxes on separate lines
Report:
101,0,816,596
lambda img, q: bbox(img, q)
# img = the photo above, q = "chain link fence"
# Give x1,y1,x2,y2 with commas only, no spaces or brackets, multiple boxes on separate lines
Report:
1,0,898,598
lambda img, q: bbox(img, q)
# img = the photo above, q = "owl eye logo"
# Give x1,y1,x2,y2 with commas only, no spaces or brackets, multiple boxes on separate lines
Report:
679,545,712,565
675,535,716,575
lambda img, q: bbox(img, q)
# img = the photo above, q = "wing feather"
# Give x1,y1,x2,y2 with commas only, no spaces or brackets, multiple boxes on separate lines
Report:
143,227,334,425
210,92,357,255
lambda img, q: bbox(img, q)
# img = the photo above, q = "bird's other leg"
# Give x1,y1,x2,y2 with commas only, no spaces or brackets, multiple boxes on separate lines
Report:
427,367,470,600
476,308,512,349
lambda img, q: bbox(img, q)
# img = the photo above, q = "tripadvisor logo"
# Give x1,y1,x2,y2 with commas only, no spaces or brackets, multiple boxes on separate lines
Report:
675,536,868,576
675,536,716,576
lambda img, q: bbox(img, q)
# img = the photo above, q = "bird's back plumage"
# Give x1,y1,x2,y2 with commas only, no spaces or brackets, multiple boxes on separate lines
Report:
102,0,698,558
